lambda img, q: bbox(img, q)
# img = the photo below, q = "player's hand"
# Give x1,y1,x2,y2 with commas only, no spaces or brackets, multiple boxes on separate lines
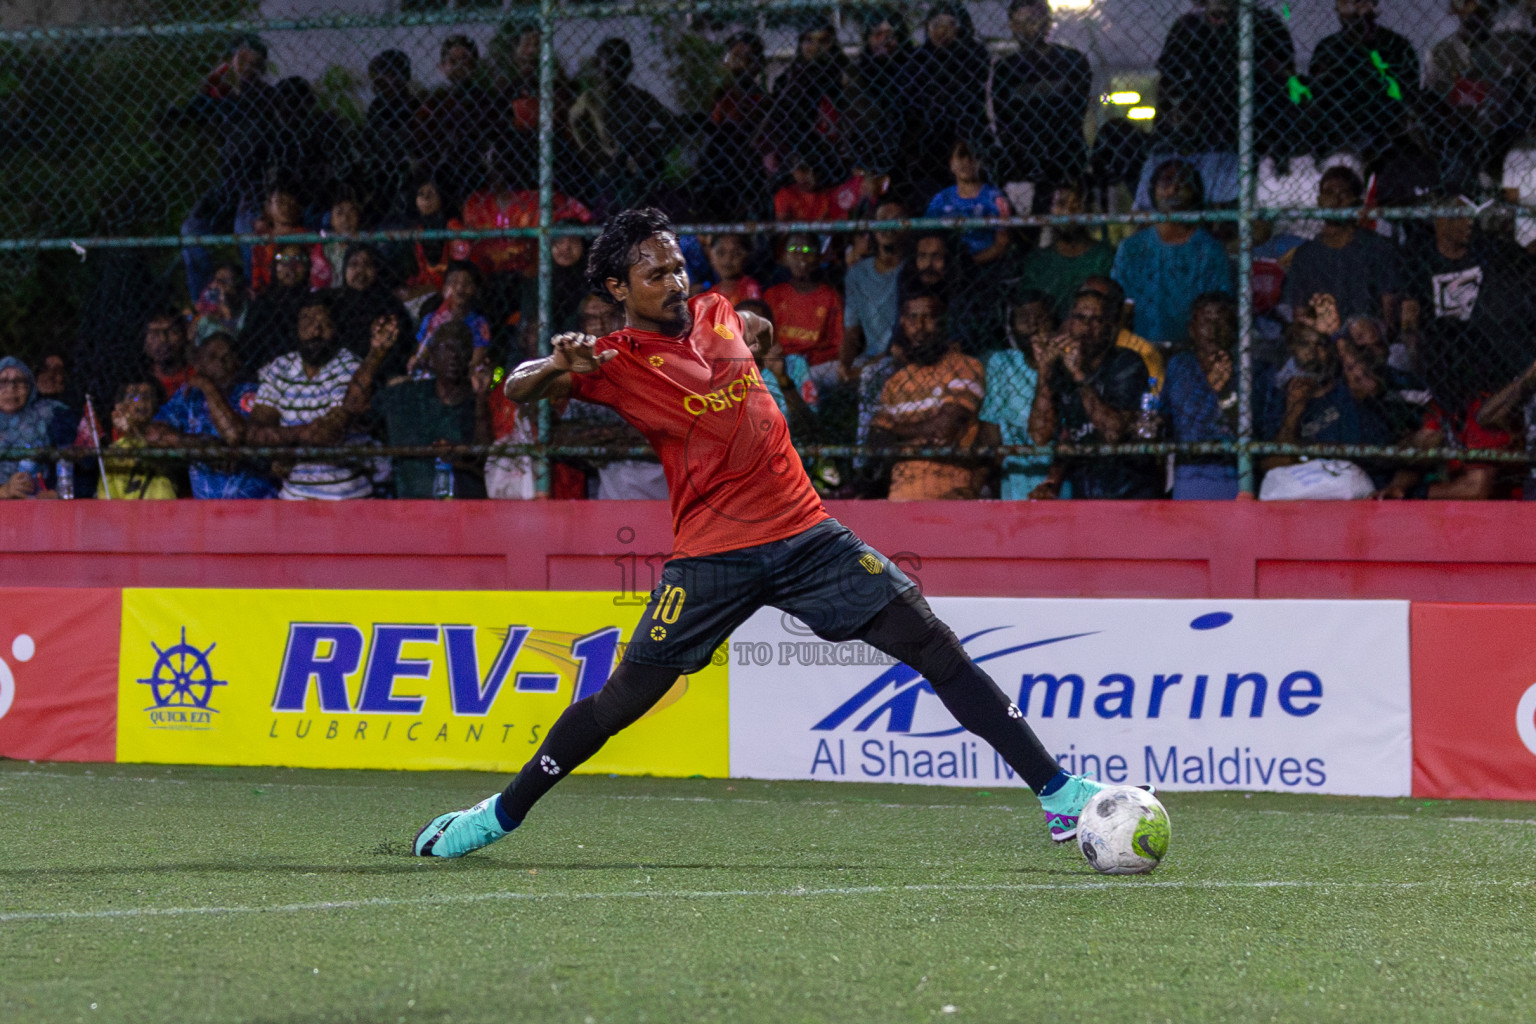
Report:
550,332,615,374
369,315,400,354
738,310,773,357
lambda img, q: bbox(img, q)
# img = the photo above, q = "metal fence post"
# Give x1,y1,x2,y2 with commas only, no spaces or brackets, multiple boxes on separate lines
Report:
1236,0,1257,496
535,0,556,497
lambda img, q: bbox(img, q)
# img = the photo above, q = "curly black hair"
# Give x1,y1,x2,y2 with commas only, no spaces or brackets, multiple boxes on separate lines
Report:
585,207,676,299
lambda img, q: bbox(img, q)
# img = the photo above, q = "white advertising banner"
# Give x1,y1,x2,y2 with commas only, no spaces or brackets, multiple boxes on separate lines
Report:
728,599,1412,796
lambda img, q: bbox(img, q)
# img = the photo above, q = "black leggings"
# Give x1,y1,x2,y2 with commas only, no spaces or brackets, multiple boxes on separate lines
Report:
500,590,1063,822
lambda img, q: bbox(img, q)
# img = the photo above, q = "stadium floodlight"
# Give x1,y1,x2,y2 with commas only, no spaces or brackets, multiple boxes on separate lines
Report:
1127,106,1157,120
1105,91,1142,105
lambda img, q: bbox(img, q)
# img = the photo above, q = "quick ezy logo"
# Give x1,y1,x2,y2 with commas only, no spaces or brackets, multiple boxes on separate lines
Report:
1516,682,1536,757
0,633,36,722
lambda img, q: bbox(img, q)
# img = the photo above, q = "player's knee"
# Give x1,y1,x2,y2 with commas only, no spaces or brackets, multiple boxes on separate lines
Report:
915,625,971,688
591,663,677,733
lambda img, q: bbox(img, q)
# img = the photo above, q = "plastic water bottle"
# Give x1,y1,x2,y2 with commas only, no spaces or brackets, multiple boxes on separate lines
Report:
432,457,455,500
55,459,74,499
1133,378,1161,441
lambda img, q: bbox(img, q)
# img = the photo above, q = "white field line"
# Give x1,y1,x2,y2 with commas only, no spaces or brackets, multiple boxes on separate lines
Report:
2,879,1533,926
5,770,1536,826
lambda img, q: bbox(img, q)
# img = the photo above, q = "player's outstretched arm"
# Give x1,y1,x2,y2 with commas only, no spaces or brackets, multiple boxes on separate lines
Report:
503,332,616,404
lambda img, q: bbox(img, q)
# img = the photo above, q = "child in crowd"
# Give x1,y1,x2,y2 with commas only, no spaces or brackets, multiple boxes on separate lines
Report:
249,181,322,294
98,381,178,500
313,190,363,289
763,233,844,388
398,175,469,306
700,234,762,304
926,139,1011,265
408,261,493,377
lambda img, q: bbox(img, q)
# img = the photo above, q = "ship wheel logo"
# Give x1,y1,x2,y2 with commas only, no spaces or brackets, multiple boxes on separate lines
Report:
139,627,227,712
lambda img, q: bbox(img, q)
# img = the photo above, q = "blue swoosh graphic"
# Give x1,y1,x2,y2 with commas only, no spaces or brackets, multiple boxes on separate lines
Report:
811,628,1101,735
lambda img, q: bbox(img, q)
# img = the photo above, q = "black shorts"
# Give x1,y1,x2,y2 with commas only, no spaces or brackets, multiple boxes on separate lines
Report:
621,518,916,673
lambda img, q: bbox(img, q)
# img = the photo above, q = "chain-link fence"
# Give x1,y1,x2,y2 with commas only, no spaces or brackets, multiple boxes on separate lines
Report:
3,0,1536,501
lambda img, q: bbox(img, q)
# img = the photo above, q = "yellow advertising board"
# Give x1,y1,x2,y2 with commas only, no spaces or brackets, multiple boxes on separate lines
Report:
117,589,727,777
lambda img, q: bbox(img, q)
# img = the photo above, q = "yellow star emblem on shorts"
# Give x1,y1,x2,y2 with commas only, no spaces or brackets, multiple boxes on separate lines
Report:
648,355,665,367
650,625,667,641
713,324,735,340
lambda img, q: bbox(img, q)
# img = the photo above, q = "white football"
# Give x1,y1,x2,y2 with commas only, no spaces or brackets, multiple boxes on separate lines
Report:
1076,786,1171,875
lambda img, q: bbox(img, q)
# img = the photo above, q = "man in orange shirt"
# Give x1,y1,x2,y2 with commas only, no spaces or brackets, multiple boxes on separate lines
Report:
413,209,1123,859
870,290,987,500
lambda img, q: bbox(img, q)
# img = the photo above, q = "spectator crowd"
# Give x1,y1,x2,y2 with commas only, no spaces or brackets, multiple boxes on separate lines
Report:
10,0,1536,501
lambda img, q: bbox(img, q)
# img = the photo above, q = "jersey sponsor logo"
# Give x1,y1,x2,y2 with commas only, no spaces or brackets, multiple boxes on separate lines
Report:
681,367,764,416
812,612,1328,737
859,553,884,575
712,324,735,340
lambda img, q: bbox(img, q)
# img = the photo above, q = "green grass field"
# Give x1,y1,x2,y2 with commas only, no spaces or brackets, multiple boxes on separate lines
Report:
2,761,1533,1024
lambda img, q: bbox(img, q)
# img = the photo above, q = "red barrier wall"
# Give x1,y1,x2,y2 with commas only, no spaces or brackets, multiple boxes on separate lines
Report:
4,500,1536,600
1411,603,1536,800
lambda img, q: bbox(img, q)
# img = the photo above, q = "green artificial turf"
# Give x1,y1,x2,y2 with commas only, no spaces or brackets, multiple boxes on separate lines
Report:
1,760,1533,1023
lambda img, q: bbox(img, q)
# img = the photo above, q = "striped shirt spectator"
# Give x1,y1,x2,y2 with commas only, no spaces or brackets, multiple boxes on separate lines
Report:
255,348,372,500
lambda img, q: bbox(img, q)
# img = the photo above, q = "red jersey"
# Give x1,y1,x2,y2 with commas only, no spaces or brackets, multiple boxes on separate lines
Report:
763,282,844,365
772,174,864,223
569,292,827,557
462,189,593,277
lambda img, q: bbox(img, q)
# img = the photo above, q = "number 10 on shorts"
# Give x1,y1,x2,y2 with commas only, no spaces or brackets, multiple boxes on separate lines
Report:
652,585,687,624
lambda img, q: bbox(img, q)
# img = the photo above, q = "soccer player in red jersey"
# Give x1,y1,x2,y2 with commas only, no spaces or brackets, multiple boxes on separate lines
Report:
415,209,1111,858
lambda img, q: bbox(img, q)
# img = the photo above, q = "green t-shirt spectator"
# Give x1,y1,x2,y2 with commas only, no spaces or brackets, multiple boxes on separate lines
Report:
371,380,485,498
1016,240,1116,320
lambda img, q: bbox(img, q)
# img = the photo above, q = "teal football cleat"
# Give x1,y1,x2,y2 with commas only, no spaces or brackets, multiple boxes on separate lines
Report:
414,795,515,858
1039,775,1156,843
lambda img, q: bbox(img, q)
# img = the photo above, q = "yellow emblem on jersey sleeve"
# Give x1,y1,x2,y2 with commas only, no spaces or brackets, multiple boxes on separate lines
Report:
859,553,884,575
713,324,735,340
648,354,665,367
